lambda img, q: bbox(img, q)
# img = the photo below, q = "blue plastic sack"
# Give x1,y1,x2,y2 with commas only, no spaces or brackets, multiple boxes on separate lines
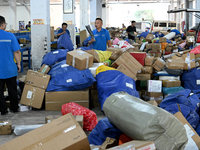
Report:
88,117,122,145
78,44,93,51
171,29,180,35
83,37,90,46
96,70,139,110
182,68,200,90
160,89,200,113
162,86,184,95
195,122,200,136
140,32,149,38
164,103,199,129
57,33,74,51
46,60,96,91
41,49,68,66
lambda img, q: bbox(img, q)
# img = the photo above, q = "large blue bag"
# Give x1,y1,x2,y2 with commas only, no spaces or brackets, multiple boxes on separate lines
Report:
46,60,96,91
57,33,74,51
182,68,200,90
41,49,68,66
83,37,90,46
160,89,200,112
96,70,139,110
140,32,149,38
164,103,199,129
88,117,122,145
78,44,93,51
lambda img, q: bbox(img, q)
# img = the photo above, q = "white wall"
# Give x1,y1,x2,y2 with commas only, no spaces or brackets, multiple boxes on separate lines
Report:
0,5,30,30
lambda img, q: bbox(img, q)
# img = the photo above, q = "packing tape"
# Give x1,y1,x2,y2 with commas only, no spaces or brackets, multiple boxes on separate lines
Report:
21,123,78,150
72,50,89,69
41,65,49,74
185,54,195,69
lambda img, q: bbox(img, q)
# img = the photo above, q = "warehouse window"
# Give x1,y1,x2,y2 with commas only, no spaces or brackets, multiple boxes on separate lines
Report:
168,23,176,27
154,22,158,27
159,22,167,27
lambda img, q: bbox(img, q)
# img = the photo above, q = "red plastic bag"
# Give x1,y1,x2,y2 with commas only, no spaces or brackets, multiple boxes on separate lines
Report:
61,102,98,131
190,45,200,54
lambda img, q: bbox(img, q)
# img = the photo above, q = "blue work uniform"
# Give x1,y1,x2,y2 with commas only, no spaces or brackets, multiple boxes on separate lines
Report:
171,29,180,35
57,29,70,37
0,30,21,79
88,28,111,51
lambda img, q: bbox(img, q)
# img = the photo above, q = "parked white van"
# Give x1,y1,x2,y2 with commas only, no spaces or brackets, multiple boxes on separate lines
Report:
152,21,177,32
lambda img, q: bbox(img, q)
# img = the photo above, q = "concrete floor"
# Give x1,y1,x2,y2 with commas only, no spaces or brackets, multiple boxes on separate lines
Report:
0,65,105,146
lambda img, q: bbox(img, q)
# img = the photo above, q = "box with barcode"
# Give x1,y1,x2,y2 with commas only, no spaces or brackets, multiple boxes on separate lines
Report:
147,80,162,93
39,64,50,74
0,121,12,135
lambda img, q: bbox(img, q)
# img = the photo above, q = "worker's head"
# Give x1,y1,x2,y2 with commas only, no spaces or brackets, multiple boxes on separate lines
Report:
167,29,171,33
28,21,31,25
0,16,6,30
62,23,68,31
131,21,136,26
95,18,103,30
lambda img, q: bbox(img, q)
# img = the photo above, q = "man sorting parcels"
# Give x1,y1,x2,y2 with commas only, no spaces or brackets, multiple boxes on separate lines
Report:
88,18,111,51
0,16,21,115
126,20,137,41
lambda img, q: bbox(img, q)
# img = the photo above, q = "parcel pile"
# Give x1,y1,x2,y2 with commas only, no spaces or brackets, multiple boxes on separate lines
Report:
2,30,200,150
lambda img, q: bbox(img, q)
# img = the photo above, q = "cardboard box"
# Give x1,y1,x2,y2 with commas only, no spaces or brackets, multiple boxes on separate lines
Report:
142,91,163,101
67,50,94,70
147,100,158,106
186,36,195,46
166,58,184,70
107,140,155,150
174,112,200,149
111,51,143,72
45,115,84,128
159,37,167,43
152,58,165,71
117,64,137,81
152,43,161,52
186,31,196,36
148,80,162,93
45,90,89,111
145,56,154,66
146,43,152,50
146,34,154,42
25,70,50,90
149,52,162,57
0,121,12,135
182,53,195,70
90,90,100,107
0,113,90,150
165,44,173,52
20,84,45,109
80,30,88,45
50,26,54,42
140,66,153,74
195,53,200,58
130,52,146,66
137,74,151,81
85,49,99,63
163,80,181,87
38,64,50,74
132,43,142,49
107,48,122,60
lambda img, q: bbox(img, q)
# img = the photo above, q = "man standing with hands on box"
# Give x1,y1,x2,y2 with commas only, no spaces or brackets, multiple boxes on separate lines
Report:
88,18,111,51
0,16,21,115
127,21,137,41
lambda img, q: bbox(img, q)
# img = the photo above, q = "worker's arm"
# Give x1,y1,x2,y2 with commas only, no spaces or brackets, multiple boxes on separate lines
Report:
57,31,66,37
14,50,21,72
88,38,95,45
107,40,111,47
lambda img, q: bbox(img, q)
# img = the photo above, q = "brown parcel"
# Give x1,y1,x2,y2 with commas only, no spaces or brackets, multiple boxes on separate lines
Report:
146,34,154,42
67,50,94,70
20,84,45,109
163,80,181,87
0,121,12,135
145,43,152,50
45,89,89,111
111,51,143,72
182,53,195,70
174,112,200,149
0,113,90,150
140,66,153,74
85,49,100,63
106,47,122,60
50,26,54,42
159,37,167,43
25,70,50,90
147,100,158,107
117,64,137,81
137,74,151,81
152,58,166,71
166,59,184,70
45,115,84,128
80,30,88,44
107,140,155,150
151,43,161,52
38,64,50,74
145,56,154,66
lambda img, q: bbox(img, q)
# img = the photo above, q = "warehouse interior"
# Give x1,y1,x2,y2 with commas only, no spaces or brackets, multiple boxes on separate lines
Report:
0,0,200,149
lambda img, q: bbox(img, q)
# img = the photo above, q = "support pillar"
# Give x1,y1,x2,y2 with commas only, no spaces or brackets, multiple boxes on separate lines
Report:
177,0,181,31
185,0,189,32
80,0,89,31
90,0,102,24
9,0,17,30
31,0,51,70
189,0,193,29
196,0,200,26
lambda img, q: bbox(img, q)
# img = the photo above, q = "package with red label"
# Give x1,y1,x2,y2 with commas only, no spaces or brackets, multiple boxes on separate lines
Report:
61,102,98,131
130,52,146,66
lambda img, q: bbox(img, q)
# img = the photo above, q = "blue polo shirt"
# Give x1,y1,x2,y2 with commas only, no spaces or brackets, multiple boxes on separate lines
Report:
88,28,111,51
171,29,180,35
57,29,70,37
0,30,21,79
